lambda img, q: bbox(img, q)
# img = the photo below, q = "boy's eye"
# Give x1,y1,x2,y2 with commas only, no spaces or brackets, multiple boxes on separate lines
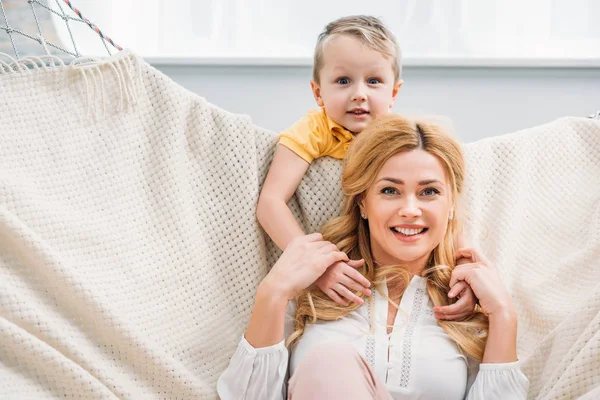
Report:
422,188,440,196
381,187,398,195
337,77,350,85
367,78,381,84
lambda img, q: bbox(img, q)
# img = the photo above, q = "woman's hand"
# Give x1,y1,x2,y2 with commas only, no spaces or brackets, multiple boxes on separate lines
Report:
262,233,353,301
450,248,518,363
247,232,349,348
449,248,515,318
314,260,372,306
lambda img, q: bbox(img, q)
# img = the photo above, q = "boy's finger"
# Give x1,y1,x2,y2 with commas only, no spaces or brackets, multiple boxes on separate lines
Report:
346,259,365,268
344,269,371,289
434,301,464,315
326,289,349,306
334,284,364,305
434,294,477,318
340,276,372,296
435,311,470,320
448,281,468,298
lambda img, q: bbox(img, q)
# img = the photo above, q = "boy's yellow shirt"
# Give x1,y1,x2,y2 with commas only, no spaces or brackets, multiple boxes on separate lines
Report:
279,108,354,163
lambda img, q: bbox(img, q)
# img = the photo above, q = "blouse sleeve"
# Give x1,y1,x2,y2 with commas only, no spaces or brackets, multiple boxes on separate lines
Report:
216,302,297,400
465,360,529,400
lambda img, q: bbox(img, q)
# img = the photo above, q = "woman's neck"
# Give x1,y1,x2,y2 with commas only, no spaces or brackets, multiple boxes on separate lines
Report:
375,258,428,276
371,246,430,277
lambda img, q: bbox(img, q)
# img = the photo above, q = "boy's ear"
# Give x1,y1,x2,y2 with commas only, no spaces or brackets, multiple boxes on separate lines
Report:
310,80,325,107
389,79,403,108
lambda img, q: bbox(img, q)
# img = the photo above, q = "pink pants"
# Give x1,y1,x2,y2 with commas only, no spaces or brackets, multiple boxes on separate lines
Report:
288,342,392,400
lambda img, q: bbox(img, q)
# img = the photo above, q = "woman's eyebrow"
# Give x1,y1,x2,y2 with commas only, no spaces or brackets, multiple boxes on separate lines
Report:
377,177,443,185
419,179,444,185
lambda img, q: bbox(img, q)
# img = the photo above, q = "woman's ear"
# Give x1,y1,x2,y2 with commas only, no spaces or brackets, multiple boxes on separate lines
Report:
356,196,366,215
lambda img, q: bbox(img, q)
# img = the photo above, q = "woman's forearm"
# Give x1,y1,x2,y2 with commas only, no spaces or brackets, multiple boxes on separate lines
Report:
244,281,290,348
482,307,518,363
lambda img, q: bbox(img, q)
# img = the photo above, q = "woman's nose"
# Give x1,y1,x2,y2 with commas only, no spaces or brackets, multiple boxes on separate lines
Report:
398,199,422,219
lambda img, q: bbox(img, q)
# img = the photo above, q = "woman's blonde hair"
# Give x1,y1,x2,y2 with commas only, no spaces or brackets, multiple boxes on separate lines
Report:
288,114,489,360
313,15,401,83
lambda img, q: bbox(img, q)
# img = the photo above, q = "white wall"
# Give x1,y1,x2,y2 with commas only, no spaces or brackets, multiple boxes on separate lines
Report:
151,63,600,143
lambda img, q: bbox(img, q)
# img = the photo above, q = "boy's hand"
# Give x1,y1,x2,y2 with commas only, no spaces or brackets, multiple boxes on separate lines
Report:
433,281,477,320
432,248,480,320
314,260,372,306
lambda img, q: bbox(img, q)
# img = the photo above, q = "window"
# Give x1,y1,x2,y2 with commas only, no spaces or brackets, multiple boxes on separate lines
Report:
4,0,599,66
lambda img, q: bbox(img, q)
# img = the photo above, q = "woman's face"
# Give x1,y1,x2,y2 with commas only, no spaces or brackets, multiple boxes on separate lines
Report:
359,149,453,271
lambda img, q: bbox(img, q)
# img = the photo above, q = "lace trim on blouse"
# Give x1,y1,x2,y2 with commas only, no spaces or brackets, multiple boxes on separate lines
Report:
398,287,426,388
365,296,376,368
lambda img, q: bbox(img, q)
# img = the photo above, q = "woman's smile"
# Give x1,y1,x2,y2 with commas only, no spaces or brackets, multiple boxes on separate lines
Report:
390,226,429,242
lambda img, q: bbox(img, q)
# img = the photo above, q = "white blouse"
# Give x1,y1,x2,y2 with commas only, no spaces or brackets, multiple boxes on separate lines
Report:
217,276,529,400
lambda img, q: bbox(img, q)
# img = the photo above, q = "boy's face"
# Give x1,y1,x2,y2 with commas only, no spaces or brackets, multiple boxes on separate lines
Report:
311,35,402,134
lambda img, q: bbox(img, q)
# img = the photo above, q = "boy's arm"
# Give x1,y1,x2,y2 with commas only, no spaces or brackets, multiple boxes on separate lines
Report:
259,144,372,306
257,144,310,251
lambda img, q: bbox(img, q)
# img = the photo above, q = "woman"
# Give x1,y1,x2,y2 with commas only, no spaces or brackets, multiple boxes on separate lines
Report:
218,114,529,399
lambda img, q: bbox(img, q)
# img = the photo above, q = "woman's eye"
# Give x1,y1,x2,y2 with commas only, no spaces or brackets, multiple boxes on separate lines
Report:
422,188,440,196
368,78,381,84
337,77,350,85
381,187,397,195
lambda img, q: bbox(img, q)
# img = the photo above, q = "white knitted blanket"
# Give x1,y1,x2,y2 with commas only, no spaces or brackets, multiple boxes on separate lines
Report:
0,50,598,399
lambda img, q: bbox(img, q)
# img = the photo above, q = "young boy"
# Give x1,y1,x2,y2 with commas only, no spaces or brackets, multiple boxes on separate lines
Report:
258,16,475,318
258,16,400,306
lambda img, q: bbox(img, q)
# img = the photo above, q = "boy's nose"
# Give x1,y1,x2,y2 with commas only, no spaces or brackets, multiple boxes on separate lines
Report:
351,84,367,102
351,93,367,103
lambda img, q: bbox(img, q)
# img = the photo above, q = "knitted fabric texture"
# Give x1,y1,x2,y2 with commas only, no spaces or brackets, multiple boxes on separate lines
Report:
0,50,598,399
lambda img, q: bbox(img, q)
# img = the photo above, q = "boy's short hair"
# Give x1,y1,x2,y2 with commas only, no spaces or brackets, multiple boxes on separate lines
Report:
312,15,401,84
